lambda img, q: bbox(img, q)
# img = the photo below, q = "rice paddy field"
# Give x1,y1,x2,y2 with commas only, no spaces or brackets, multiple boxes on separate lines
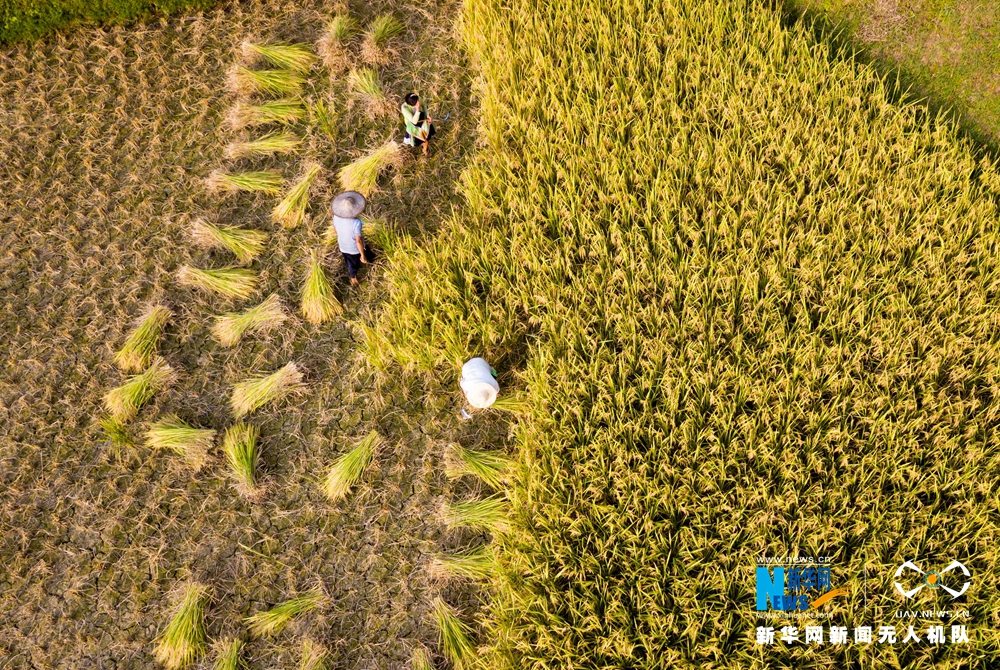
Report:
5,0,1000,668
370,0,1000,667
0,0,500,667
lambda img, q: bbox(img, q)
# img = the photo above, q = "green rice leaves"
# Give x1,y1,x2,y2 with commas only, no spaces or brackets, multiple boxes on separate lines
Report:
322,430,379,501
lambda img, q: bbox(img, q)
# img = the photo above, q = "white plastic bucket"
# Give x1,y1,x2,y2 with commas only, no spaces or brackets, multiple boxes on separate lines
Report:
460,357,499,408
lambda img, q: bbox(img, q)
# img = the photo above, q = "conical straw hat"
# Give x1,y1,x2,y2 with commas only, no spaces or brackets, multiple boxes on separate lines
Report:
332,191,366,218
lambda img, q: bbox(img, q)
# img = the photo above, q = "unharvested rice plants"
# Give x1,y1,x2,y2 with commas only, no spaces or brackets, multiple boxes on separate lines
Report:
240,41,317,73
153,582,208,670
245,589,324,637
367,0,1000,667
114,304,171,373
103,357,175,422
211,293,288,346
322,429,379,501
189,219,268,264
230,361,305,417
300,249,341,324
338,140,403,195
145,415,216,470
272,162,322,228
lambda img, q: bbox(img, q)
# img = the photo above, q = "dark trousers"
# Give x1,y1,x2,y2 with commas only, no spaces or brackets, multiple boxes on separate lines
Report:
342,244,374,278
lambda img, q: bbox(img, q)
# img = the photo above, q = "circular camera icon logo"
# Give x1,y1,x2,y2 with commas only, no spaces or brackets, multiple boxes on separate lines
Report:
894,560,971,599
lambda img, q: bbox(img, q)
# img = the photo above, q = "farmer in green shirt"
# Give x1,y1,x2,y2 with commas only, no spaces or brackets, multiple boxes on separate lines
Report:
401,92,436,156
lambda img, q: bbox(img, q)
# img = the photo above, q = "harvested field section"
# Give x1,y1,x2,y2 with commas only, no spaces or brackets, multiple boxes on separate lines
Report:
0,1,486,668
370,0,1000,666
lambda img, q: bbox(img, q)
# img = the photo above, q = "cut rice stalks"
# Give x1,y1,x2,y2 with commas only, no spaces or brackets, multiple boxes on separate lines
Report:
338,141,403,196
226,65,305,97
444,443,514,489
211,293,288,347
301,250,341,325
298,639,328,670
429,546,495,581
176,266,258,300
272,163,322,229
360,14,403,65
212,637,244,670
245,589,324,638
410,646,434,670
114,304,171,373
240,41,317,73
442,496,509,533
230,362,305,417
189,219,268,265
431,597,475,670
154,582,209,670
206,170,283,195
228,99,306,129
317,14,358,73
104,357,175,422
145,415,216,470
225,130,302,159
222,422,262,498
322,430,380,501
348,67,397,119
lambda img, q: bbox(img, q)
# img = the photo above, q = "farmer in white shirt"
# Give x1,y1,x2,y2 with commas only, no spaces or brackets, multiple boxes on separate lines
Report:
330,191,372,286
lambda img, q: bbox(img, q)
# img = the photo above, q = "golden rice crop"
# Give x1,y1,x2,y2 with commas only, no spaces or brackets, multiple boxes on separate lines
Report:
272,162,322,228
240,41,317,73
153,582,208,669
114,304,171,373
360,14,403,65
103,357,175,422
230,362,305,417
206,170,283,195
316,14,358,73
245,589,324,637
189,219,268,264
365,0,1000,667
176,266,259,300
227,98,306,129
322,430,379,501
211,293,288,347
347,68,396,120
301,249,341,325
145,415,216,470
225,130,302,159
338,141,403,196
226,65,305,97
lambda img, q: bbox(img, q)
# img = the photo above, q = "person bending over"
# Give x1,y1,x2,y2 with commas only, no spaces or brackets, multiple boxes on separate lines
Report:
401,92,436,156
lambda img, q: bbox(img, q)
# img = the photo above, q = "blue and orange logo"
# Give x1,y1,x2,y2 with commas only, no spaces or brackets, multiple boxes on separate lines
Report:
756,565,849,611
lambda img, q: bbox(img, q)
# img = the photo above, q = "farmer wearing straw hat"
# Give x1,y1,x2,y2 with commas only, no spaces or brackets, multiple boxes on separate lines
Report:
331,191,372,286
400,92,436,156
